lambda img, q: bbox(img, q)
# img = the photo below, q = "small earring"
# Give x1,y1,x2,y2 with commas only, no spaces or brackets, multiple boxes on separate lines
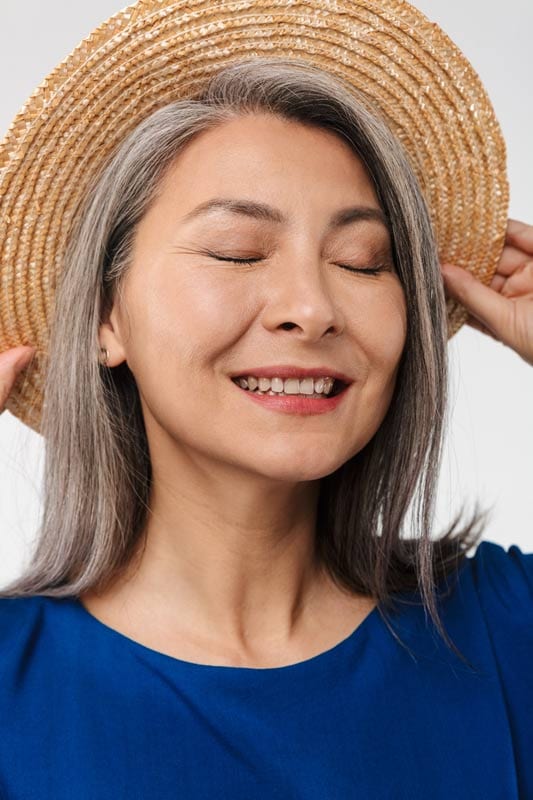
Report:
99,346,109,366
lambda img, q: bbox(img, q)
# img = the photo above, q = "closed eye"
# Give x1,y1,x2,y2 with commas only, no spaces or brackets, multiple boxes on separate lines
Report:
209,253,389,275
336,263,389,275
210,254,261,267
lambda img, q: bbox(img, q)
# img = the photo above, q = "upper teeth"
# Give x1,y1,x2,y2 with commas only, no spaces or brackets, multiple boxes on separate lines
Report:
234,376,335,394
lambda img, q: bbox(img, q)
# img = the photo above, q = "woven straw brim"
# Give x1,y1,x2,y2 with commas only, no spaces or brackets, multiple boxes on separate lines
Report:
0,0,509,434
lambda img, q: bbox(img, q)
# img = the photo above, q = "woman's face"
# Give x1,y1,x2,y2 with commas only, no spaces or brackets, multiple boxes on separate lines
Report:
104,113,407,482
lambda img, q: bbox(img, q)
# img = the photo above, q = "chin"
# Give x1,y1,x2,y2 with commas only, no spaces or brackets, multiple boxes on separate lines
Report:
247,456,349,483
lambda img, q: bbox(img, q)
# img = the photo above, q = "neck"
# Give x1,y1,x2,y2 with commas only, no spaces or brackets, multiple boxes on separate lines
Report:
98,462,328,653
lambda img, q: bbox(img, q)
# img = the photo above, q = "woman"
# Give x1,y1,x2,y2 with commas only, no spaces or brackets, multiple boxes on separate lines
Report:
0,1,531,797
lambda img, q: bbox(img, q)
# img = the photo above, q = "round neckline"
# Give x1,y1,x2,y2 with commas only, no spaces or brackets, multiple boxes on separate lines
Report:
66,594,383,675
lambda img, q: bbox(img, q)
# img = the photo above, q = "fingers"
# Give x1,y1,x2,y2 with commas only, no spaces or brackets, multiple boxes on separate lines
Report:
494,243,532,278
500,261,533,298
505,219,533,256
0,346,35,414
488,260,533,297
441,263,514,344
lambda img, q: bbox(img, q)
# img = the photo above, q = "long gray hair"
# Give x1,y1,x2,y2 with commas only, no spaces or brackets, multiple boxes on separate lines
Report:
0,58,490,667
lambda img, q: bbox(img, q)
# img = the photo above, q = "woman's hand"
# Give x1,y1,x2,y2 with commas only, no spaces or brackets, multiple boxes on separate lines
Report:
441,218,533,367
0,346,35,414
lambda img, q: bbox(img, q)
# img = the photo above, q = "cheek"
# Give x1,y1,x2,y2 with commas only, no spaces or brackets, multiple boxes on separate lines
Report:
351,284,406,427
125,266,247,370
353,282,407,374
379,290,407,369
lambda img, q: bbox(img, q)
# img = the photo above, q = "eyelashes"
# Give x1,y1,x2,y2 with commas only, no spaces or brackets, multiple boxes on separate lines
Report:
209,255,261,267
336,263,388,276
208,253,389,275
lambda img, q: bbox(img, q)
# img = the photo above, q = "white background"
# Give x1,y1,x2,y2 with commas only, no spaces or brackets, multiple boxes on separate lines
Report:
1,0,532,588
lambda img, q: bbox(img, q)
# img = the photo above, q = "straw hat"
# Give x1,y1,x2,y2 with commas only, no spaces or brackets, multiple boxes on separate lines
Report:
0,0,509,434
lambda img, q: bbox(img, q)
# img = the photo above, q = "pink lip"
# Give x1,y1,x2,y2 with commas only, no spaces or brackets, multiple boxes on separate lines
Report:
230,379,351,415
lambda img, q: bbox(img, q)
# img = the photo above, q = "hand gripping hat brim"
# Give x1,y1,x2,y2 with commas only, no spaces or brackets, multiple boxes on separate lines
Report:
0,0,509,434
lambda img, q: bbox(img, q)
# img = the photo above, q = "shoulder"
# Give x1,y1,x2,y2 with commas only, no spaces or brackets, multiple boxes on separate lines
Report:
460,540,533,672
0,594,45,635
0,595,48,676
466,539,533,615
463,540,533,794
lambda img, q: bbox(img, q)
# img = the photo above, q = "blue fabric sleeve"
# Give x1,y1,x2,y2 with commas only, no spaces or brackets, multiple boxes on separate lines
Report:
474,541,533,609
471,539,533,666
470,540,533,799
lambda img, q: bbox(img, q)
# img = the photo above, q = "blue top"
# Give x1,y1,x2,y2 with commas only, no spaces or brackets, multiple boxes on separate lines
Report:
0,539,531,800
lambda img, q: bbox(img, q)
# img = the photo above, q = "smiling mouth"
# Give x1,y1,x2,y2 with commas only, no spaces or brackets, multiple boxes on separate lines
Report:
231,377,348,397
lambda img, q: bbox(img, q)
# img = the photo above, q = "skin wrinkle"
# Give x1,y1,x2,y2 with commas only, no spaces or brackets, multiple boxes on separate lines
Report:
80,113,407,668
171,231,396,275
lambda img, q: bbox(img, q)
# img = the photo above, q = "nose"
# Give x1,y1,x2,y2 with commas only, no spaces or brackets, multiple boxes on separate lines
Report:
260,250,346,343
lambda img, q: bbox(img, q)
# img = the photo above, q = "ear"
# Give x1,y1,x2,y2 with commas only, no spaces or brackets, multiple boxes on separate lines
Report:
98,301,128,368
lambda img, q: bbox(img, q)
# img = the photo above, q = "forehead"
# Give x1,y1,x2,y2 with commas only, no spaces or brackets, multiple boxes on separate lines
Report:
146,116,393,246
161,115,383,203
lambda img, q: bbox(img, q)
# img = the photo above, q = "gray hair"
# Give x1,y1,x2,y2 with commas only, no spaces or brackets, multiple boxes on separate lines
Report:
0,57,490,668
